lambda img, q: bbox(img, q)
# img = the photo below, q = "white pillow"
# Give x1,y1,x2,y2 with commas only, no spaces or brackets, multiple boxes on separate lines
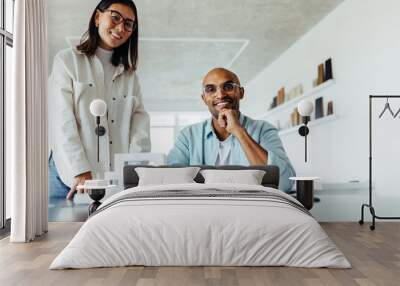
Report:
135,167,201,186
200,169,266,185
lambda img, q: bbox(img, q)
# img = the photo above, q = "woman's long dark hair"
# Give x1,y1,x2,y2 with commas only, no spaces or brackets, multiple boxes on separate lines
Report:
77,0,138,72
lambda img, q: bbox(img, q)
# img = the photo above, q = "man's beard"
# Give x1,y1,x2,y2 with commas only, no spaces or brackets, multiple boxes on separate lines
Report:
210,103,240,119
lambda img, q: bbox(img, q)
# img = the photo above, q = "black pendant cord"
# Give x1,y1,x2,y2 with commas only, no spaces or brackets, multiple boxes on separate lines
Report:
298,117,310,163
359,95,400,231
96,116,100,163
97,124,99,162
305,133,308,162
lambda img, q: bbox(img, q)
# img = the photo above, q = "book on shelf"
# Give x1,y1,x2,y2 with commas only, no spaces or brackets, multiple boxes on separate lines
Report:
315,97,324,119
277,87,285,105
317,63,324,85
272,96,277,108
324,58,333,81
290,108,301,127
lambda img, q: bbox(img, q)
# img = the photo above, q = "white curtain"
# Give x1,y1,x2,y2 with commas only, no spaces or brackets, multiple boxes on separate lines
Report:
10,0,48,242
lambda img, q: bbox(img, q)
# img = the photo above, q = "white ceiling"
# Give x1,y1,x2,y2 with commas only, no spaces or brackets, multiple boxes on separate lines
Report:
47,0,344,111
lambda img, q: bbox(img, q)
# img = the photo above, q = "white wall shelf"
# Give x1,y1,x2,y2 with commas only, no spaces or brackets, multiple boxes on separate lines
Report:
258,79,335,119
318,180,371,192
278,114,338,136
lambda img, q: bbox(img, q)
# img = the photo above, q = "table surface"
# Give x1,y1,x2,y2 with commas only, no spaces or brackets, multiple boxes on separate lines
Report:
289,176,320,181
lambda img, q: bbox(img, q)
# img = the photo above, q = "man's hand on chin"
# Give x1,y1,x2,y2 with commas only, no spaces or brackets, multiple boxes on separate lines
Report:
218,109,243,135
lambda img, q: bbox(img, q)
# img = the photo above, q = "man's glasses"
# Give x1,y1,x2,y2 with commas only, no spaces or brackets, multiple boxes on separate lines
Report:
203,82,241,97
104,9,136,32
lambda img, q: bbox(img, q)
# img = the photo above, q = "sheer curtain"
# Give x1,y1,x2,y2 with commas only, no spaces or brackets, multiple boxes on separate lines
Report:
10,0,48,242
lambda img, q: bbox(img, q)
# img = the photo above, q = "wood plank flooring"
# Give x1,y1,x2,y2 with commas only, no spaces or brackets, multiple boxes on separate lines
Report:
0,222,399,286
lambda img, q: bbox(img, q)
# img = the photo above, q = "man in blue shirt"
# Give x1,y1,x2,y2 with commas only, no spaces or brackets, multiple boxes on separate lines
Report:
167,68,295,192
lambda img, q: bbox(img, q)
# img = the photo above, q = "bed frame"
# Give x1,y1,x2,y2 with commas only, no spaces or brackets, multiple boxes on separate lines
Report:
123,165,280,189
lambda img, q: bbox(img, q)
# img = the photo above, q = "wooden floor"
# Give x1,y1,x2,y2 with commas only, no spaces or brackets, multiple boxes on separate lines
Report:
0,222,399,286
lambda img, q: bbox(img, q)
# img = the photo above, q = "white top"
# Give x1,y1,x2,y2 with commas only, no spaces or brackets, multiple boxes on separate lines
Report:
95,47,117,168
289,177,320,181
76,184,116,190
95,47,115,106
215,136,233,165
48,46,151,187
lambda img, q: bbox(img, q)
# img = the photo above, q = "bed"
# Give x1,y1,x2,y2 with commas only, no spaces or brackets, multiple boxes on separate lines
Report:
50,165,350,269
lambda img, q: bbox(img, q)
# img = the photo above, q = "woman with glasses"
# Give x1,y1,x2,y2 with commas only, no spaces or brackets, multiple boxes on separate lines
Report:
48,0,150,201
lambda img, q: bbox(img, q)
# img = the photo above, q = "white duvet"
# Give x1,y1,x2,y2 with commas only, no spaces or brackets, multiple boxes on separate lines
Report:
50,183,351,269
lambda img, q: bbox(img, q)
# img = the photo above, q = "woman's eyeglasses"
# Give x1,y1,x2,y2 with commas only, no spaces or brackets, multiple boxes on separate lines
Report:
203,82,241,97
104,9,136,32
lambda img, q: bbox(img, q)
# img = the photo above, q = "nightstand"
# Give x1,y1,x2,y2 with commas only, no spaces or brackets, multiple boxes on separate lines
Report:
87,189,106,215
289,177,320,210
77,182,115,215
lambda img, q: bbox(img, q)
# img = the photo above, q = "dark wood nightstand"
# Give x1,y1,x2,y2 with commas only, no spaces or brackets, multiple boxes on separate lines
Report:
289,177,320,210
87,189,106,215
77,183,115,215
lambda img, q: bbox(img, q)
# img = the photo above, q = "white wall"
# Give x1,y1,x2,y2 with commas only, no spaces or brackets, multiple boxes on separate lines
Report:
242,0,400,221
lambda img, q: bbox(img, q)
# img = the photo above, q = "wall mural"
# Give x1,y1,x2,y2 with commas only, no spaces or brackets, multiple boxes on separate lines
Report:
47,0,343,221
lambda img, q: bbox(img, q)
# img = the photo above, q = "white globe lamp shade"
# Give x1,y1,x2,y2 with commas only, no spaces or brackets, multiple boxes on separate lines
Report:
297,99,314,117
90,99,107,117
